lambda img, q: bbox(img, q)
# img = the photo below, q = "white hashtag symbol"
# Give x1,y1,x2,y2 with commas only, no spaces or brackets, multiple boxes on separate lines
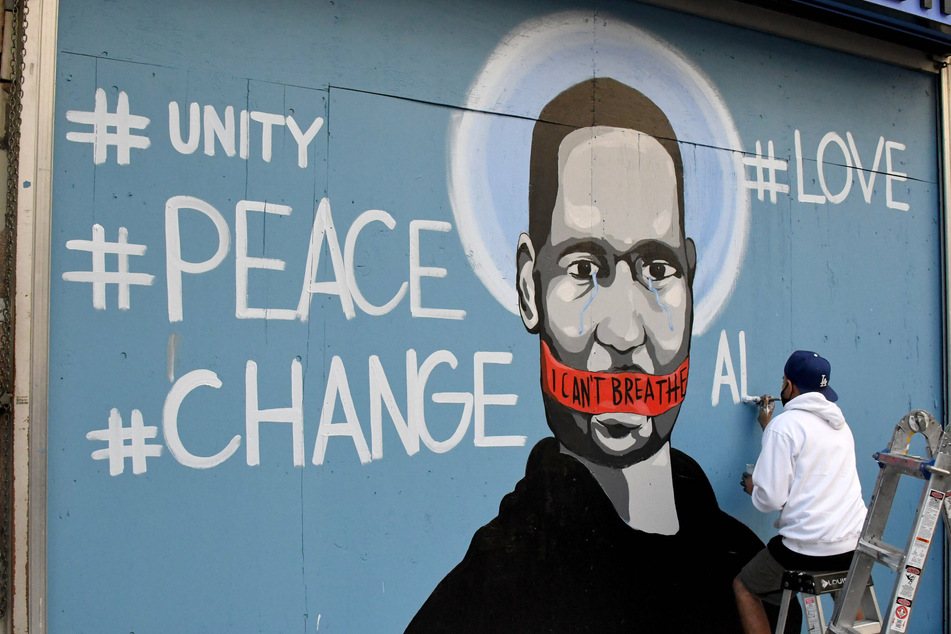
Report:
742,140,790,203
62,224,155,310
87,409,163,476
65,88,150,165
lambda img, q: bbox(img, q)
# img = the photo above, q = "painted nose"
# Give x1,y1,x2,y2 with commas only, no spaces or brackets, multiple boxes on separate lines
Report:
592,262,648,355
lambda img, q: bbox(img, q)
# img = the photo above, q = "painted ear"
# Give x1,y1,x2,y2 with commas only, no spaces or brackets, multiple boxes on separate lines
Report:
685,237,697,286
516,233,540,333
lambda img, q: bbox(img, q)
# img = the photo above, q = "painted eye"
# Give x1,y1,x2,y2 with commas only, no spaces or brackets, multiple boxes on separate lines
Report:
640,260,681,283
567,260,600,280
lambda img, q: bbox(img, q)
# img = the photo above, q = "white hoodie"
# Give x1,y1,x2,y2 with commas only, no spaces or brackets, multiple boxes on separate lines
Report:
752,392,867,556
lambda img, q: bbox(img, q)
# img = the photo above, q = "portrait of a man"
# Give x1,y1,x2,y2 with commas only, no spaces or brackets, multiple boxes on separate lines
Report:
407,78,795,633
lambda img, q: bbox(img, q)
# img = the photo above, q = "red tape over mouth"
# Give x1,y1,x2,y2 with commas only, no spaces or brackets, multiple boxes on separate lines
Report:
541,341,689,416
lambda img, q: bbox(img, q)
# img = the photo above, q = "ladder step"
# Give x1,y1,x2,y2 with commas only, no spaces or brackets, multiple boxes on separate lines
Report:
829,620,882,634
856,539,904,571
853,621,883,634
873,451,932,479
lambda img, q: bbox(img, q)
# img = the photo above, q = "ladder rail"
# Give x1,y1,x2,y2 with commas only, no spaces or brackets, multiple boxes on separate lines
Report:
829,546,878,629
830,447,906,625
827,409,951,634
880,444,951,633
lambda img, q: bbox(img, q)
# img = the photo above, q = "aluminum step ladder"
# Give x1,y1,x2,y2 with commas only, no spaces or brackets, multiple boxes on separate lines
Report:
827,409,951,634
775,570,880,634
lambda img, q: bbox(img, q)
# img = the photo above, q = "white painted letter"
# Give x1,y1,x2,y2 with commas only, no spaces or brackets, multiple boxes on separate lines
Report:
738,331,750,401
246,359,304,467
235,200,297,320
165,196,231,323
473,351,522,447
794,130,826,204
313,356,372,465
286,115,324,168
168,102,200,155
163,369,240,469
297,197,355,320
239,109,250,160
410,220,466,320
408,349,473,453
846,133,884,204
816,132,853,204
250,111,285,162
712,329,740,406
369,355,418,459
885,141,910,212
203,105,236,157
345,209,408,316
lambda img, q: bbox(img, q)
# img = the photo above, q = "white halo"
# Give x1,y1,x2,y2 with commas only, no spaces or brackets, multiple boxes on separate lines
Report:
447,11,749,335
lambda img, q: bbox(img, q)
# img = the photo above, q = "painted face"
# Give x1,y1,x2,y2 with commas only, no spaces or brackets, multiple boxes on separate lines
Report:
533,126,694,467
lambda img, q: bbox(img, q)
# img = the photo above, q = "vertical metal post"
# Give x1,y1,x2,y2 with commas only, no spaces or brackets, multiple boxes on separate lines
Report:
939,56,951,634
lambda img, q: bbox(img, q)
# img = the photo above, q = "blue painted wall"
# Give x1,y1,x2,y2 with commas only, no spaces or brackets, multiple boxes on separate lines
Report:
49,0,945,631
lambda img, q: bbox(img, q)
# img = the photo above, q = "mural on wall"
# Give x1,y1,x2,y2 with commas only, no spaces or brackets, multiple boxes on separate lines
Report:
409,76,772,632
46,2,944,632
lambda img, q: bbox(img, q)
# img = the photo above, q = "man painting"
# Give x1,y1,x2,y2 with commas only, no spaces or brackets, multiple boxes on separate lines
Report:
407,78,794,633
734,351,866,633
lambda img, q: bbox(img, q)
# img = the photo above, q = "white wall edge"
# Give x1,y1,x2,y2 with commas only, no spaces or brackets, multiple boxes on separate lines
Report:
13,0,58,631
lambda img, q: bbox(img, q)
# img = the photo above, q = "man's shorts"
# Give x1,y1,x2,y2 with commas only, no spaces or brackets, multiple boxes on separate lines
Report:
738,536,855,606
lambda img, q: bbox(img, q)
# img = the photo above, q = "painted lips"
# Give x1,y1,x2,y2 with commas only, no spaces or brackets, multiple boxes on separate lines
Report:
540,341,689,416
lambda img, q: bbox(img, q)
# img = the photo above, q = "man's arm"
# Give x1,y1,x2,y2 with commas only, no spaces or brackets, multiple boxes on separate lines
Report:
750,428,795,512
739,395,775,495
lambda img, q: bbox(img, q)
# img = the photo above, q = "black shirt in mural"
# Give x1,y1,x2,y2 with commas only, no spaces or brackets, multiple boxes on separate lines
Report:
406,437,799,633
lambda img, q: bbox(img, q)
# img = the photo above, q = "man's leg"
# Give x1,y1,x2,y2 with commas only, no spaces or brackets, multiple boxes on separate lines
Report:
735,547,790,634
733,576,771,634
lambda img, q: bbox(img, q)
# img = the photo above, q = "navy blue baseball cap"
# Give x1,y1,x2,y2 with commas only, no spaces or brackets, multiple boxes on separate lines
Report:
784,350,838,402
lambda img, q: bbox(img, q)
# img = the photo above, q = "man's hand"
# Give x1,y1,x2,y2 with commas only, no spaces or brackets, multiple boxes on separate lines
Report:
757,395,775,430
741,472,754,495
